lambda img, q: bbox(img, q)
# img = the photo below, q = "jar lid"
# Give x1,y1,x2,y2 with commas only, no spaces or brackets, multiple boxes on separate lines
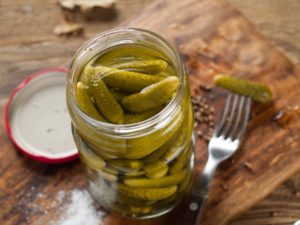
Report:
4,68,78,164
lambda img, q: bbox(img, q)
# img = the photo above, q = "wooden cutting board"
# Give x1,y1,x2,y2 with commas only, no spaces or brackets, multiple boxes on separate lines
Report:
126,0,300,224
1,0,300,225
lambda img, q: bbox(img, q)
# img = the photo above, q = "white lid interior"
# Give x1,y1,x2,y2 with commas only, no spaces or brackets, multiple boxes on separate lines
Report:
8,70,77,159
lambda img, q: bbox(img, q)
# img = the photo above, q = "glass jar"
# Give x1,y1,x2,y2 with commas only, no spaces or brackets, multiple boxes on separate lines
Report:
66,28,195,219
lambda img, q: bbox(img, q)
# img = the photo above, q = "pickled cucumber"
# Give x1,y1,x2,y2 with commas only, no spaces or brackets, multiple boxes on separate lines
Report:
73,43,195,218
77,127,127,155
156,71,172,77
121,76,180,112
123,107,184,159
117,184,177,201
214,74,272,103
85,65,163,93
79,148,106,171
155,64,177,77
97,169,118,182
124,170,187,188
110,89,128,102
113,60,168,74
89,79,124,124
124,107,163,124
169,146,192,174
178,168,193,193
75,127,127,156
76,82,106,121
142,142,172,164
144,160,169,178
109,159,144,171
129,206,153,214
103,166,145,177
163,104,193,163
115,190,157,206
106,202,152,217
105,159,145,177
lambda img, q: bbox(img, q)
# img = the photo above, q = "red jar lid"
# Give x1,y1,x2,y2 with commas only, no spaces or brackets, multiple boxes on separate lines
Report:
4,68,78,164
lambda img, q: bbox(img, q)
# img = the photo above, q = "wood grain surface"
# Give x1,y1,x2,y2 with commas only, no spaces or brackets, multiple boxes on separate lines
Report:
128,1,300,225
228,0,300,67
0,0,300,225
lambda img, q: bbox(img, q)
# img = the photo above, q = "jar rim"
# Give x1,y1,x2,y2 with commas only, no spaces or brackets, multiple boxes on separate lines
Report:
67,27,186,136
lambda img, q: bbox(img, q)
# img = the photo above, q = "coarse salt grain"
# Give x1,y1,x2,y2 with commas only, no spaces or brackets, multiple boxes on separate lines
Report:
56,190,65,204
54,189,105,225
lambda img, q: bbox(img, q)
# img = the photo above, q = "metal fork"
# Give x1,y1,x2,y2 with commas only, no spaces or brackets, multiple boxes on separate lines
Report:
182,94,251,225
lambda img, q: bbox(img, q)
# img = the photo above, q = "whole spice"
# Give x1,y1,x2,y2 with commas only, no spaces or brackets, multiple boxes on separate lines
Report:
192,94,215,142
221,183,228,191
274,105,300,128
243,161,255,173
198,83,212,92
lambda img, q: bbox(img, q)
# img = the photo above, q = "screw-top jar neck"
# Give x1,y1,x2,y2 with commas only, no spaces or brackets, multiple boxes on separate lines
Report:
67,27,186,138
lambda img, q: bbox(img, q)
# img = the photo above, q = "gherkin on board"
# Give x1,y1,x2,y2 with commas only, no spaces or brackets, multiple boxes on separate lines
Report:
214,74,272,103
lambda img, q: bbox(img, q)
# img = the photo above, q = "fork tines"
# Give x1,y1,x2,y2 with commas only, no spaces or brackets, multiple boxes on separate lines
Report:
214,94,251,141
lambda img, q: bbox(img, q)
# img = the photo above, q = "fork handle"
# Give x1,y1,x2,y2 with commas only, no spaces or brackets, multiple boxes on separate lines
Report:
181,193,208,225
181,156,216,225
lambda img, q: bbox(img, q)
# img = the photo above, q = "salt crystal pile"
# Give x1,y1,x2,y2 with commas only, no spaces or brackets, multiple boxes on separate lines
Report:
55,189,105,225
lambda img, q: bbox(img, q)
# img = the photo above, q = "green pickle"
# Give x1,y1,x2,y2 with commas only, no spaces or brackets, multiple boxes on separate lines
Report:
124,107,163,124
71,43,195,218
103,166,145,177
124,170,187,188
76,82,106,121
113,59,168,74
109,159,144,171
116,184,178,201
85,65,163,93
121,76,180,112
123,108,184,159
79,148,106,171
169,146,192,174
144,160,169,178
214,74,272,103
142,142,171,164
163,104,194,163
90,79,124,124
110,89,128,102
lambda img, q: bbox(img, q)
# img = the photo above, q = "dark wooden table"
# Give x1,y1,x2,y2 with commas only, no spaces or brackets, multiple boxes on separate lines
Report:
0,0,300,224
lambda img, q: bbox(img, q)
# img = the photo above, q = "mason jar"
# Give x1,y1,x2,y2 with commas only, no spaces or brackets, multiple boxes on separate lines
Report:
66,27,195,219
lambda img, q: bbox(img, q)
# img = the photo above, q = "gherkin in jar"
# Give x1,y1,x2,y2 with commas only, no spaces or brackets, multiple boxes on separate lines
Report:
67,28,195,219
